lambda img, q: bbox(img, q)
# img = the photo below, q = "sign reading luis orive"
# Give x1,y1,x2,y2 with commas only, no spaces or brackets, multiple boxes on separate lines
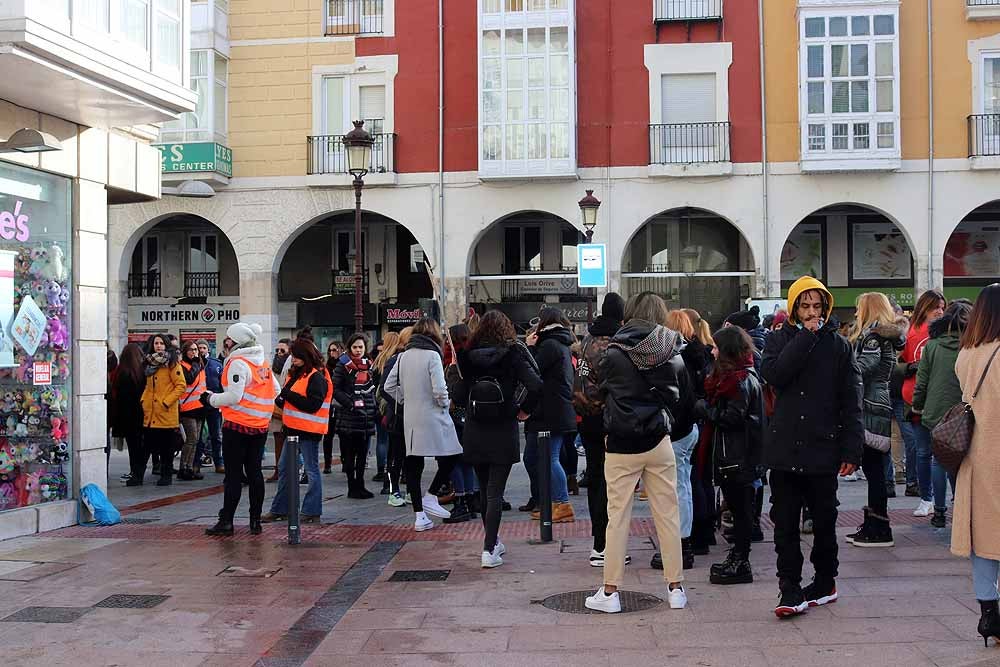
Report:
157,142,233,178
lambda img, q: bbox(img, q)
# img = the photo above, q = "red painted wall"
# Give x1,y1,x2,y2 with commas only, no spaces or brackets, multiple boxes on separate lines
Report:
359,0,762,173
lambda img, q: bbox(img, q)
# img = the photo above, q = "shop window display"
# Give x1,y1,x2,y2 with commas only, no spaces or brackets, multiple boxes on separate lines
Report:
0,163,72,511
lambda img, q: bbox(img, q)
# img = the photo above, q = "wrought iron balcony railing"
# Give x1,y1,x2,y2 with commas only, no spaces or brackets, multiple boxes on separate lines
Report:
128,272,160,297
184,272,220,297
307,132,396,175
968,114,1000,157
649,122,732,164
655,0,723,21
326,0,384,35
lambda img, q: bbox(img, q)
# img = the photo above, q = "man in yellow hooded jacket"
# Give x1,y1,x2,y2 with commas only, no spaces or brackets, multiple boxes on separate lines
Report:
761,276,864,619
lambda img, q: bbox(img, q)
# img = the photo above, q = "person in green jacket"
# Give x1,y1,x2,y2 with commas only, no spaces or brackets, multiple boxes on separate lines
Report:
912,300,973,528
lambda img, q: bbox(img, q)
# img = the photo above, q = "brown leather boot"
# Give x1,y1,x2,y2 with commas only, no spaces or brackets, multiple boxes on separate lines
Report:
552,502,576,523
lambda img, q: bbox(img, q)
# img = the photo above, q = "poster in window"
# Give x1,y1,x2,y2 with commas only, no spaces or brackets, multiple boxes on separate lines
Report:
10,293,47,356
944,223,1000,278
781,223,824,282
851,222,912,281
0,250,15,367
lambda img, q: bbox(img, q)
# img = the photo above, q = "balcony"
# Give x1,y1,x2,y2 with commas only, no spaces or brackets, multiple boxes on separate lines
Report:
326,0,385,35
128,273,161,298
655,0,723,22
968,0,1000,21
968,114,1000,169
184,272,221,298
306,132,397,185
648,122,733,177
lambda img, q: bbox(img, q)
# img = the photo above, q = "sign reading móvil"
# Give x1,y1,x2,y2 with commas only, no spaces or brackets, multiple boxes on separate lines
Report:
156,142,233,178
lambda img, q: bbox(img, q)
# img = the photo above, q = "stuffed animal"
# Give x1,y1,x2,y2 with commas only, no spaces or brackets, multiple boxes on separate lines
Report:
30,281,48,309
22,391,40,416
46,317,68,350
13,419,28,438
44,280,64,310
15,356,33,384
28,247,48,279
56,353,70,382
40,245,66,282
0,481,17,511
0,444,14,481
50,417,67,442
1,392,17,414
14,249,31,277
24,472,41,505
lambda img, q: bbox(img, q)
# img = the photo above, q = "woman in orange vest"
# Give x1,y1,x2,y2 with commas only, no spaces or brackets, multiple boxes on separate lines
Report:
178,340,208,481
261,338,331,523
200,322,280,536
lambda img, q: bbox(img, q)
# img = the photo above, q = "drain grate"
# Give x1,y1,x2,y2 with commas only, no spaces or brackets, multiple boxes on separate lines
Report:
538,590,663,614
121,518,159,524
95,594,170,609
2,606,93,623
388,569,450,582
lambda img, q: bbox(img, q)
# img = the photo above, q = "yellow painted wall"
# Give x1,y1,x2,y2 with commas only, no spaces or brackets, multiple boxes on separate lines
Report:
899,0,928,160
931,4,1000,159
228,0,356,177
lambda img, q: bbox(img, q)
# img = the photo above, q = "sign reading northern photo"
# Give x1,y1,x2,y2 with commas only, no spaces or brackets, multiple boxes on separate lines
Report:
128,303,240,327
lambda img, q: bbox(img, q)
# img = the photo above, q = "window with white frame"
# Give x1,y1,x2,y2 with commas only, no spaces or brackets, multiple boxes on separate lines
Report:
983,54,1000,114
800,9,899,161
154,0,181,71
71,0,184,79
160,50,228,143
77,0,110,30
479,0,575,177
121,0,149,48
188,233,219,273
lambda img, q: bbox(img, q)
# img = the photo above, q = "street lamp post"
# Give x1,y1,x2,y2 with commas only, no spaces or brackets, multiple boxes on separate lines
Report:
343,121,374,334
578,189,601,326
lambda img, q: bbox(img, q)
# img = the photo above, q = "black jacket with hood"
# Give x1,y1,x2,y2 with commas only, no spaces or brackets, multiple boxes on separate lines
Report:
761,277,864,475
600,320,686,455
525,324,578,434
853,320,906,447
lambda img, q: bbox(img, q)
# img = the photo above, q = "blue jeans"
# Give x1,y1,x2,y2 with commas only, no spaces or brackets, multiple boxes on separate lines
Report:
912,422,934,502
932,457,956,512
195,408,224,467
973,550,1000,601
670,425,699,539
892,399,916,486
270,435,322,517
524,431,570,504
451,462,478,495
375,421,388,472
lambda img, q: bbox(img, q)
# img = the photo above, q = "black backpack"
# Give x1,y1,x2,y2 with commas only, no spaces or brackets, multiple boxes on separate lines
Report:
468,376,507,421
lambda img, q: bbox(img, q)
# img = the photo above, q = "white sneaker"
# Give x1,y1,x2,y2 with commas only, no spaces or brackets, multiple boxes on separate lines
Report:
913,499,933,517
584,587,621,613
388,492,406,507
481,551,503,568
588,550,631,567
414,512,434,532
492,541,506,557
422,494,451,519
668,585,687,609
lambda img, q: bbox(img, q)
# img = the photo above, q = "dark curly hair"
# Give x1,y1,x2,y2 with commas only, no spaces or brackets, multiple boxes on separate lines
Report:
468,310,517,349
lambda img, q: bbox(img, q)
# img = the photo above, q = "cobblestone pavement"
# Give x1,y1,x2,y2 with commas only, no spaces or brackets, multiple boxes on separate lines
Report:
0,447,995,667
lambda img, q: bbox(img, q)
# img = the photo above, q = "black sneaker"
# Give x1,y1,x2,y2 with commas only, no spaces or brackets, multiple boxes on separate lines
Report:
802,579,838,607
885,482,897,499
852,516,894,547
710,553,753,585
650,552,662,570
931,509,947,528
372,471,386,483
775,588,808,618
904,483,920,497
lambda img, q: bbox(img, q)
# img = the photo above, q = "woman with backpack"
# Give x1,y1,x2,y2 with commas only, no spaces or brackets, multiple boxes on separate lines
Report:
523,308,578,524
333,333,379,499
697,326,763,585
454,310,542,567
383,318,463,531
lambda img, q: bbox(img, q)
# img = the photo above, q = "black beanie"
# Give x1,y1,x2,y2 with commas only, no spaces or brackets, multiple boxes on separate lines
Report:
725,305,761,331
601,292,625,323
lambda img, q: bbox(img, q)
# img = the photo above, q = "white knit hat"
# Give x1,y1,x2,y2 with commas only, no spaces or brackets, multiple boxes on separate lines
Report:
226,322,263,346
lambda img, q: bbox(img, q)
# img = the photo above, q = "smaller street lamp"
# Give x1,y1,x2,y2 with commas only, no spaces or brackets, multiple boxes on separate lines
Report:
578,190,602,325
343,121,374,334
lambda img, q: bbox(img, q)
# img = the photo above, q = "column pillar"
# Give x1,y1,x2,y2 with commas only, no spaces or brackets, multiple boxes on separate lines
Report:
240,271,278,353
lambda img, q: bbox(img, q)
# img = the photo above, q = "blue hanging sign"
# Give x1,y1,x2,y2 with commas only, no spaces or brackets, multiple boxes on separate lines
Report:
577,243,607,288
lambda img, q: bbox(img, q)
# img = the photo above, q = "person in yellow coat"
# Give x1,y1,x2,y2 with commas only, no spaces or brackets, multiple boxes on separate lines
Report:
140,334,187,486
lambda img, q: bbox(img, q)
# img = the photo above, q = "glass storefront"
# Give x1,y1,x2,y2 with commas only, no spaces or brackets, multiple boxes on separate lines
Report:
0,163,73,511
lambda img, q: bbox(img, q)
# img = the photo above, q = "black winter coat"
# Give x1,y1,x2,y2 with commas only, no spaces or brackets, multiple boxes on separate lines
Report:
760,322,864,475
671,341,698,441
699,371,763,485
111,372,146,438
682,337,713,401
454,343,542,465
600,320,685,455
525,326,577,434
333,355,379,437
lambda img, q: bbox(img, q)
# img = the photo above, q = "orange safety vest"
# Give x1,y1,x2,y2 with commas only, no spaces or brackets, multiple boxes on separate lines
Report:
179,360,207,413
220,357,276,429
281,368,333,435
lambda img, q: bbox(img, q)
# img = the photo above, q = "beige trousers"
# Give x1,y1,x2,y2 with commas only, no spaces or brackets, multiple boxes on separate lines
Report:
890,418,905,480
604,435,684,587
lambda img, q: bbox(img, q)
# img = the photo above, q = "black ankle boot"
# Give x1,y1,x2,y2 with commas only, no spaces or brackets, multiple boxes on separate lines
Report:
205,519,234,537
710,550,753,585
443,497,473,524
979,600,1000,647
249,517,262,536
681,537,695,570
467,493,481,518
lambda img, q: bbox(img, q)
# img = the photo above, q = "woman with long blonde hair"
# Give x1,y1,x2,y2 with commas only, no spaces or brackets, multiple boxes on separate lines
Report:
683,308,715,349
845,292,905,547
377,327,413,505
370,332,402,489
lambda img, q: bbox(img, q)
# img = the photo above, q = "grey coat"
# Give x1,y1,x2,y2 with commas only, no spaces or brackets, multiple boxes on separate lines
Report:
384,347,462,458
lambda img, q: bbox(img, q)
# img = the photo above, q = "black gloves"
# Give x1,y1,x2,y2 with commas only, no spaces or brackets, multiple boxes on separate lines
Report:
199,392,212,409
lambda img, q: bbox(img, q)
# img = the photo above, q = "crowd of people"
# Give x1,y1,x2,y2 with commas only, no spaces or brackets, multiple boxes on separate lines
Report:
104,277,1000,643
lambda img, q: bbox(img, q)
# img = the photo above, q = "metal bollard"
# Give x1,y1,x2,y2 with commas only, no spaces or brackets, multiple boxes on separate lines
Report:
286,435,300,545
538,430,553,543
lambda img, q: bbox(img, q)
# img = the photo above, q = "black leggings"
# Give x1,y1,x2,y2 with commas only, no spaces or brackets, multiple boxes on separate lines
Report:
126,432,145,480
474,463,513,553
340,433,369,485
143,428,176,480
386,431,406,494
323,430,335,469
721,481,755,555
404,454,460,512
220,427,267,522
862,446,889,516
580,426,608,552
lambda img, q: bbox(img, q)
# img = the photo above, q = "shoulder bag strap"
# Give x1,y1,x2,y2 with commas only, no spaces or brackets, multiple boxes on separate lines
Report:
971,343,1000,400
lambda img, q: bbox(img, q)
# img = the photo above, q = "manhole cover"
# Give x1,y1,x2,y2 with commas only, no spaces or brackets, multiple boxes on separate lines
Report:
2,606,93,623
121,518,158,524
95,594,170,609
218,566,282,578
539,590,663,614
388,569,450,582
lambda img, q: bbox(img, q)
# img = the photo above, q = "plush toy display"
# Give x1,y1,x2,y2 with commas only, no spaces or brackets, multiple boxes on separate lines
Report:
0,481,16,511
0,445,14,482
45,317,69,350
50,417,67,442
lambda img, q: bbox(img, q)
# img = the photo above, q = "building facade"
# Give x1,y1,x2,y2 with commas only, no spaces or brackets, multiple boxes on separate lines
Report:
0,0,196,537
110,0,1000,356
